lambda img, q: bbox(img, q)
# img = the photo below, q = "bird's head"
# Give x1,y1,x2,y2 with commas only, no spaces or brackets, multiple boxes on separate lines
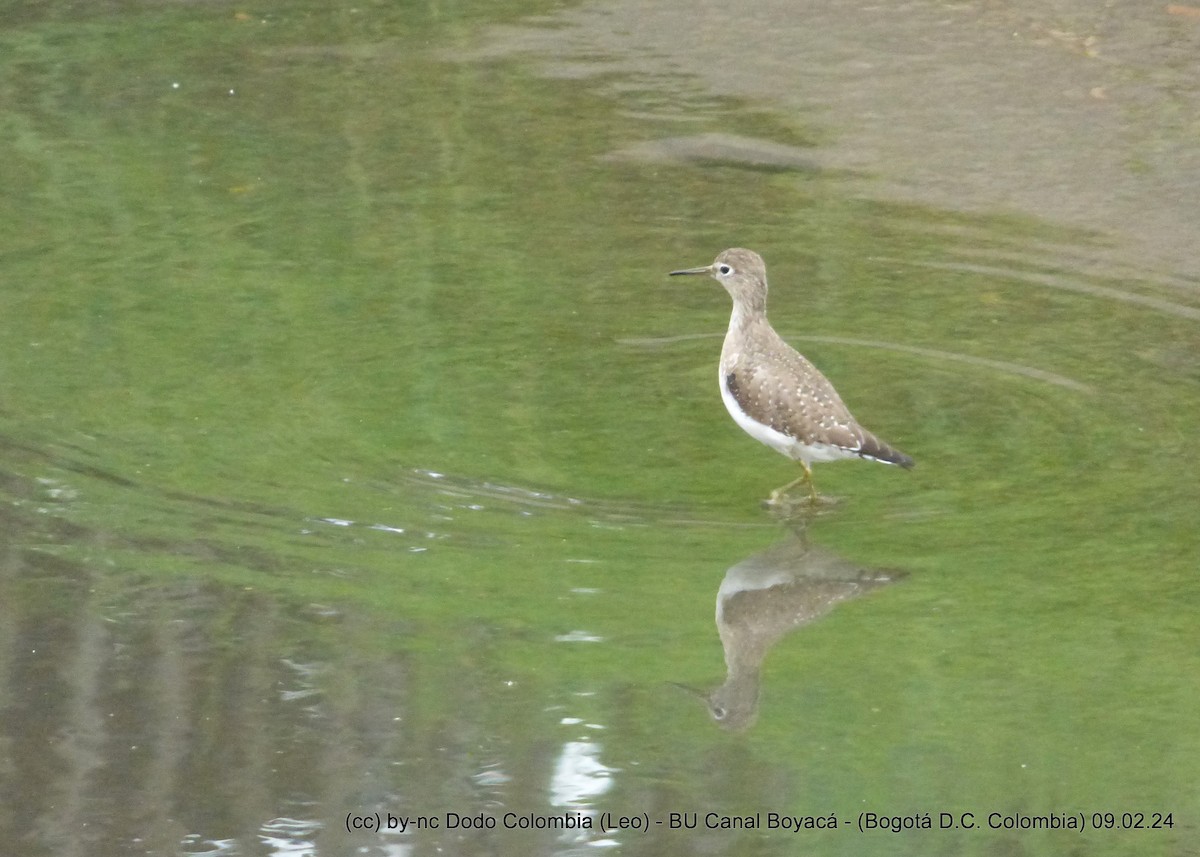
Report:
670,247,769,313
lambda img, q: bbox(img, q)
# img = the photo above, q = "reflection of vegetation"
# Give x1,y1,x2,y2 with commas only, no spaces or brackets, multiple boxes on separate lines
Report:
1,4,1199,854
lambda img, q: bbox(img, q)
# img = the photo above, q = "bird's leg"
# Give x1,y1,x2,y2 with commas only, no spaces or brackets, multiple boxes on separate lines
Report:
798,460,817,503
768,461,816,505
767,477,802,505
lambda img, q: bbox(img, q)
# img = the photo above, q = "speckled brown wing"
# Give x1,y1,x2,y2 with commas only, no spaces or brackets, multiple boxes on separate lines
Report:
728,326,914,467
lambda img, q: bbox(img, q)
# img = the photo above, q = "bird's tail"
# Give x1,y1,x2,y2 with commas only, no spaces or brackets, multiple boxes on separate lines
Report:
859,433,914,469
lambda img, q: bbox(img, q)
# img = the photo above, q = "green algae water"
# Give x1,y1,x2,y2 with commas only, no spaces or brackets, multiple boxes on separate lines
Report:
1,2,1198,856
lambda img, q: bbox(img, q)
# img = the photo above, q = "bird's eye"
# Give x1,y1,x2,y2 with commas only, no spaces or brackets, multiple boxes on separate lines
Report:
717,264,733,276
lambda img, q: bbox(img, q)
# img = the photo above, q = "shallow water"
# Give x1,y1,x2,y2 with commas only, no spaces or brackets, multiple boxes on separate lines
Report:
2,2,1198,856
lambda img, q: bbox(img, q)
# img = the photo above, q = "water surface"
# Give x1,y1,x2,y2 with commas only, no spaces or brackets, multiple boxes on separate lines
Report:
1,2,1198,856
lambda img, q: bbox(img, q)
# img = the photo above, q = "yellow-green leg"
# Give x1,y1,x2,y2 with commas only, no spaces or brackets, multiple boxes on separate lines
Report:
768,461,817,505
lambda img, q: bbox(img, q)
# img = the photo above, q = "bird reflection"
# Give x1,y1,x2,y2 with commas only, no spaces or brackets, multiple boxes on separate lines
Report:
681,525,906,731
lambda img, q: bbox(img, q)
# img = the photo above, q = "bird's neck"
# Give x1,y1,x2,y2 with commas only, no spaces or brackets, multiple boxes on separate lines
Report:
728,297,769,335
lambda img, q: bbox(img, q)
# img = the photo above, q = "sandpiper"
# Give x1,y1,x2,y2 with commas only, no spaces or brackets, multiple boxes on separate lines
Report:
670,248,913,503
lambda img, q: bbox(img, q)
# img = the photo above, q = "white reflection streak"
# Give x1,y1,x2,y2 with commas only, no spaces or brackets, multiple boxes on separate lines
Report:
549,741,615,807
547,741,619,852
258,817,322,856
554,631,604,643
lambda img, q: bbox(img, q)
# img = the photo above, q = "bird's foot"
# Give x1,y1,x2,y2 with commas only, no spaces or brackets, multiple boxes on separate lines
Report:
763,488,840,514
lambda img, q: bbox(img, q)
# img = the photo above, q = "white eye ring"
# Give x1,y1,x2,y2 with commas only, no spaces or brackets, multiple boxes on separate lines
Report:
717,263,733,275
